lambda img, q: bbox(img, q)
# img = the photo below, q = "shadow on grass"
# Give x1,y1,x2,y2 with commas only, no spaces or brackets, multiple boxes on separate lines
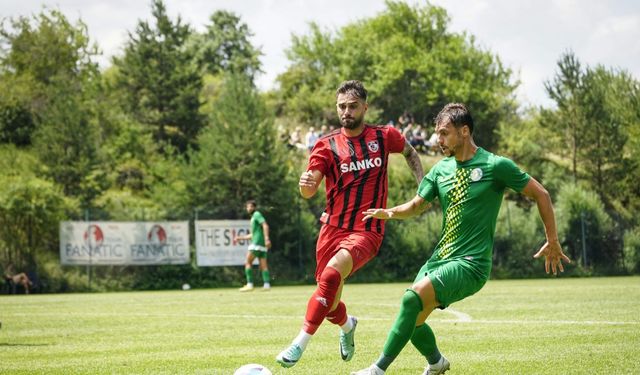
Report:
0,343,50,347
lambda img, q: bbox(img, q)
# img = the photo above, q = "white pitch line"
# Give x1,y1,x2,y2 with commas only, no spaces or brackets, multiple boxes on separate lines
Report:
444,308,472,322
9,312,639,326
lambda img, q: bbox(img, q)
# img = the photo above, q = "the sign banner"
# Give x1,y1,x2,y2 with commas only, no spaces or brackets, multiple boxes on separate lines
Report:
60,221,190,265
195,220,252,266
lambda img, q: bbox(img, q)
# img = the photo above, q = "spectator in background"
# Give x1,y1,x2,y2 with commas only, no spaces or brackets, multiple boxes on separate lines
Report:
425,131,439,155
3,263,33,294
306,126,319,152
318,125,329,138
278,125,292,148
398,111,412,129
290,127,306,150
402,122,414,146
411,125,427,153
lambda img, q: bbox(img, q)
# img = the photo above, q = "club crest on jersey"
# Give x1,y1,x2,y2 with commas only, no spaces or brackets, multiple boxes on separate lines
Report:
367,140,379,153
470,168,483,182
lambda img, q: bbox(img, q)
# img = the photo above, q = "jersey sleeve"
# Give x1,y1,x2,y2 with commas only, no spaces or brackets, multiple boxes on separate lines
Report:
494,156,530,193
254,211,266,224
387,126,406,153
417,165,439,202
307,140,330,176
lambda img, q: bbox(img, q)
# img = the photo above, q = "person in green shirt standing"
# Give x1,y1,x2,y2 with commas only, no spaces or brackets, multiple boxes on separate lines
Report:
352,103,571,375
238,200,272,292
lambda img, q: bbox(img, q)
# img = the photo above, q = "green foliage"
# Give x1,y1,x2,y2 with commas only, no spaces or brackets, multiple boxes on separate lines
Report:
555,183,619,273
578,67,630,198
185,73,284,215
113,0,204,153
32,84,104,206
275,1,517,150
623,226,640,274
0,8,99,147
0,8,98,84
188,10,262,79
497,109,566,188
0,78,36,146
493,200,548,278
544,52,639,208
0,173,78,277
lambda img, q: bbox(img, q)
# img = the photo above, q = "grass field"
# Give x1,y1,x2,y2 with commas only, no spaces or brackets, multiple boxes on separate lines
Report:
1,276,639,374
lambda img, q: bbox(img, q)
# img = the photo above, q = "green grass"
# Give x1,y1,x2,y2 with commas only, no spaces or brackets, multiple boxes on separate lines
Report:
1,277,639,374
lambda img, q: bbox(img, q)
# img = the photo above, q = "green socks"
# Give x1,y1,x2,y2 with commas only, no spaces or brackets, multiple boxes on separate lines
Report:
246,268,270,286
411,323,442,365
376,289,423,370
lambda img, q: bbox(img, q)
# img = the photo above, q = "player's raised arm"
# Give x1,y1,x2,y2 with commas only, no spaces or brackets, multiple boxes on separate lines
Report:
401,140,424,184
362,194,430,221
299,170,323,199
521,177,571,275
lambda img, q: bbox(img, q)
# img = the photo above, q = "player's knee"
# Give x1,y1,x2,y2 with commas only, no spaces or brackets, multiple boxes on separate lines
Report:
401,289,423,314
318,267,342,294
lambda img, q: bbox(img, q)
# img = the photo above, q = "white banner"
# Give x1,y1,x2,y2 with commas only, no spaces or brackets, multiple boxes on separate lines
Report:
60,221,190,265
195,220,253,266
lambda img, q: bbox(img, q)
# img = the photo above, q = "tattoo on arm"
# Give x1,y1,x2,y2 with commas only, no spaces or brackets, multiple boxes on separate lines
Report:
403,141,424,184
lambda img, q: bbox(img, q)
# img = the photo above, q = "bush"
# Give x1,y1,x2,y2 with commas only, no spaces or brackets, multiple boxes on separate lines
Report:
493,200,549,278
623,227,640,274
555,183,619,273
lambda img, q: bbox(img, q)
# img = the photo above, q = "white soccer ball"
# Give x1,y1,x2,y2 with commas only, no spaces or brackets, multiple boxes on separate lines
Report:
234,363,272,375
181,283,190,290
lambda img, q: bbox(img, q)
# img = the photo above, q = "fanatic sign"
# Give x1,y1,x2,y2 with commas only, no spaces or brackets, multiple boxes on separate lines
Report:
60,222,190,265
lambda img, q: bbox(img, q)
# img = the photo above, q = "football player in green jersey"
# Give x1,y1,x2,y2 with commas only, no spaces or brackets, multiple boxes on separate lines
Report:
237,200,272,292
352,103,571,375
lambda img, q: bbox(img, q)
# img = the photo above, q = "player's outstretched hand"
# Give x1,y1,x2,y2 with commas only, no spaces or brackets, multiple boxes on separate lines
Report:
533,239,571,275
362,208,393,221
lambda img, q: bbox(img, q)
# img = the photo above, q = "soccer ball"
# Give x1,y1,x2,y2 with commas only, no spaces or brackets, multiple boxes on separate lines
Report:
234,364,272,375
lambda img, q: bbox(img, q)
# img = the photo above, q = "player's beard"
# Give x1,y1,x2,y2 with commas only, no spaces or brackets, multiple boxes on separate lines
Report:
441,131,463,157
340,113,364,129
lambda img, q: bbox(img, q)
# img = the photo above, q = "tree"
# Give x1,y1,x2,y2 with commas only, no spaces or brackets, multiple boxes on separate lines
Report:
189,10,262,80
113,0,203,153
578,66,629,199
185,73,293,217
544,52,583,182
0,145,78,273
544,52,639,211
183,73,308,279
32,84,104,207
0,8,99,147
274,1,517,150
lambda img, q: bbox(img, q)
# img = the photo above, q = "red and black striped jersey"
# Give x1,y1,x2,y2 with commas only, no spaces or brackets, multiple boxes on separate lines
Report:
307,124,406,234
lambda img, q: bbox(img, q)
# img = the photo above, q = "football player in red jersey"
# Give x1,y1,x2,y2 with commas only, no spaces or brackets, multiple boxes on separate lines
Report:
276,80,424,368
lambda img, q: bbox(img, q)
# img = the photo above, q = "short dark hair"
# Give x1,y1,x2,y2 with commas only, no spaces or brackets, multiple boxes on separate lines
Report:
434,103,474,134
336,80,368,102
245,199,256,207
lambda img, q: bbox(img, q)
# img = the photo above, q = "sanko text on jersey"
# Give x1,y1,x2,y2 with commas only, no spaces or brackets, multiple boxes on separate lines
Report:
340,157,383,173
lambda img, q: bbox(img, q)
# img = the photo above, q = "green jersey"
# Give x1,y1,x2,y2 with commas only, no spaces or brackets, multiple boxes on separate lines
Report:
417,147,530,279
250,211,267,249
